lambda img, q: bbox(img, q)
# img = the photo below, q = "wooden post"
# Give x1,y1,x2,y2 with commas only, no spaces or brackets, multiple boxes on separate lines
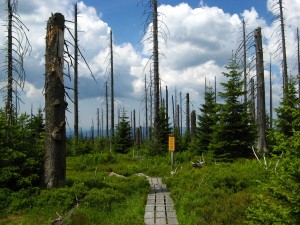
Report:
168,134,175,171
44,13,66,188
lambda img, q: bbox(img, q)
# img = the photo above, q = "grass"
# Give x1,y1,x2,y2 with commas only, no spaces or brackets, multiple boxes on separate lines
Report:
0,151,271,225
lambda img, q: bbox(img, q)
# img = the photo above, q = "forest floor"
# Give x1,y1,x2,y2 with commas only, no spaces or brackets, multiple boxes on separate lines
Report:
0,150,270,225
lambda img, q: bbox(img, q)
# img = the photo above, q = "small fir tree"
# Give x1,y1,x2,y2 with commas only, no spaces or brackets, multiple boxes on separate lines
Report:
275,77,299,137
114,110,132,154
209,58,256,161
197,86,218,153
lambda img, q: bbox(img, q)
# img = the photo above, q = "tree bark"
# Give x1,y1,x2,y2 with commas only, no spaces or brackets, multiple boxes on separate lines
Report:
110,30,115,139
44,13,66,188
255,27,267,153
152,0,160,144
279,0,288,95
74,3,79,146
6,0,13,124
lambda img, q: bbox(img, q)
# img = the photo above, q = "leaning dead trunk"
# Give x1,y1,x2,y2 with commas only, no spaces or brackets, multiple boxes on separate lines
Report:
44,13,66,188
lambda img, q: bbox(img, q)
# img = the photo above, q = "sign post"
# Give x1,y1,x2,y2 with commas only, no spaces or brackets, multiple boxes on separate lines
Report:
168,134,175,171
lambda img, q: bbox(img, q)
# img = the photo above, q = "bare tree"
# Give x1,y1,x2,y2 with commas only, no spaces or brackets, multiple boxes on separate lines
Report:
186,93,190,135
74,3,79,145
255,27,267,153
4,0,31,124
44,13,66,188
110,30,115,140
297,28,300,98
269,55,273,129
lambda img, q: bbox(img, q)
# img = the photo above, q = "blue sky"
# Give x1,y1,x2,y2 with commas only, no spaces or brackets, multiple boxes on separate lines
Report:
0,0,299,131
86,0,269,45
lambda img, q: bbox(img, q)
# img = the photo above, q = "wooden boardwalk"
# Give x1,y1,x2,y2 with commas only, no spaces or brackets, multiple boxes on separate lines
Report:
144,177,179,225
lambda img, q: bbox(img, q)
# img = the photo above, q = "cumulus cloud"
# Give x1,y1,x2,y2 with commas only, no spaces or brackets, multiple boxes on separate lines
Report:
0,0,298,129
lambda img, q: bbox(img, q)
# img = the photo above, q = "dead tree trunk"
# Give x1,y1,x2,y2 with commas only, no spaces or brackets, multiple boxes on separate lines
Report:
97,108,100,137
166,86,169,130
191,110,196,139
243,20,248,103
110,30,115,140
297,28,300,98
152,0,160,144
6,0,13,124
255,27,267,153
250,77,256,123
186,93,190,134
74,3,79,146
279,0,288,95
44,13,66,188
269,56,273,129
105,82,109,138
133,109,136,144
145,74,148,139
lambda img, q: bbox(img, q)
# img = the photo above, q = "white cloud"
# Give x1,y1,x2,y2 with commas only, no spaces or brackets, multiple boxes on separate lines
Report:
0,0,298,129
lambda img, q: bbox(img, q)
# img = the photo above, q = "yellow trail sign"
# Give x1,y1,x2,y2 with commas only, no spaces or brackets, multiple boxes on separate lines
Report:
168,135,175,151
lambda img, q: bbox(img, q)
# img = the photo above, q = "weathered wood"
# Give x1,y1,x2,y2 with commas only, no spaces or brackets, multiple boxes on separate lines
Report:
44,13,66,188
145,177,179,225
255,27,267,153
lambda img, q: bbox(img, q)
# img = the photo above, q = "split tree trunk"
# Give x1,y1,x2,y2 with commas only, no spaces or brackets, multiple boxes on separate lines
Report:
255,27,267,153
44,13,66,188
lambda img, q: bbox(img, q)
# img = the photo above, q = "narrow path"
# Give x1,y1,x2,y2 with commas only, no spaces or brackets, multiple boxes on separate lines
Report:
144,177,179,225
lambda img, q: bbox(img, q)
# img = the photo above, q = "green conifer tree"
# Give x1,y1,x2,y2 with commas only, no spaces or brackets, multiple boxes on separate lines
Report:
197,86,218,153
209,58,256,161
275,77,299,137
114,110,132,154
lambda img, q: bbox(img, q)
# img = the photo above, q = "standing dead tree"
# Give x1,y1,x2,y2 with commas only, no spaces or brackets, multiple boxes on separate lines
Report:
110,30,115,140
74,3,79,146
270,0,288,95
255,27,267,153
297,28,300,98
44,13,66,188
140,0,169,151
4,0,31,124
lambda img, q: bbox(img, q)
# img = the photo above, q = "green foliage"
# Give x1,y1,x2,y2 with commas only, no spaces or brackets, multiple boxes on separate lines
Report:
147,104,171,156
166,159,269,224
0,110,44,190
247,85,300,224
247,132,300,224
275,77,300,137
196,86,218,153
209,59,256,161
114,110,132,154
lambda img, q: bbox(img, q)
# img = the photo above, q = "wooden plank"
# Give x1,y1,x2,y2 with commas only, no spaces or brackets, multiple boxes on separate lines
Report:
156,217,167,224
144,218,154,224
144,211,154,219
167,217,179,224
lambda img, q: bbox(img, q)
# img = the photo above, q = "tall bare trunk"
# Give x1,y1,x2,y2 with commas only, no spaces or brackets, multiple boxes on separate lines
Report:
44,13,66,188
250,77,255,123
186,93,190,133
6,0,13,124
269,55,273,129
145,74,148,139
243,20,247,103
279,0,288,95
74,3,79,146
152,0,160,143
255,27,267,153
105,82,109,138
297,28,300,98
191,110,196,139
110,30,115,139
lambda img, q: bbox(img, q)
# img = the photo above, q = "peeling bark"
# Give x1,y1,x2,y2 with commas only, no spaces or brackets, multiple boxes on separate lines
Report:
44,13,66,188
